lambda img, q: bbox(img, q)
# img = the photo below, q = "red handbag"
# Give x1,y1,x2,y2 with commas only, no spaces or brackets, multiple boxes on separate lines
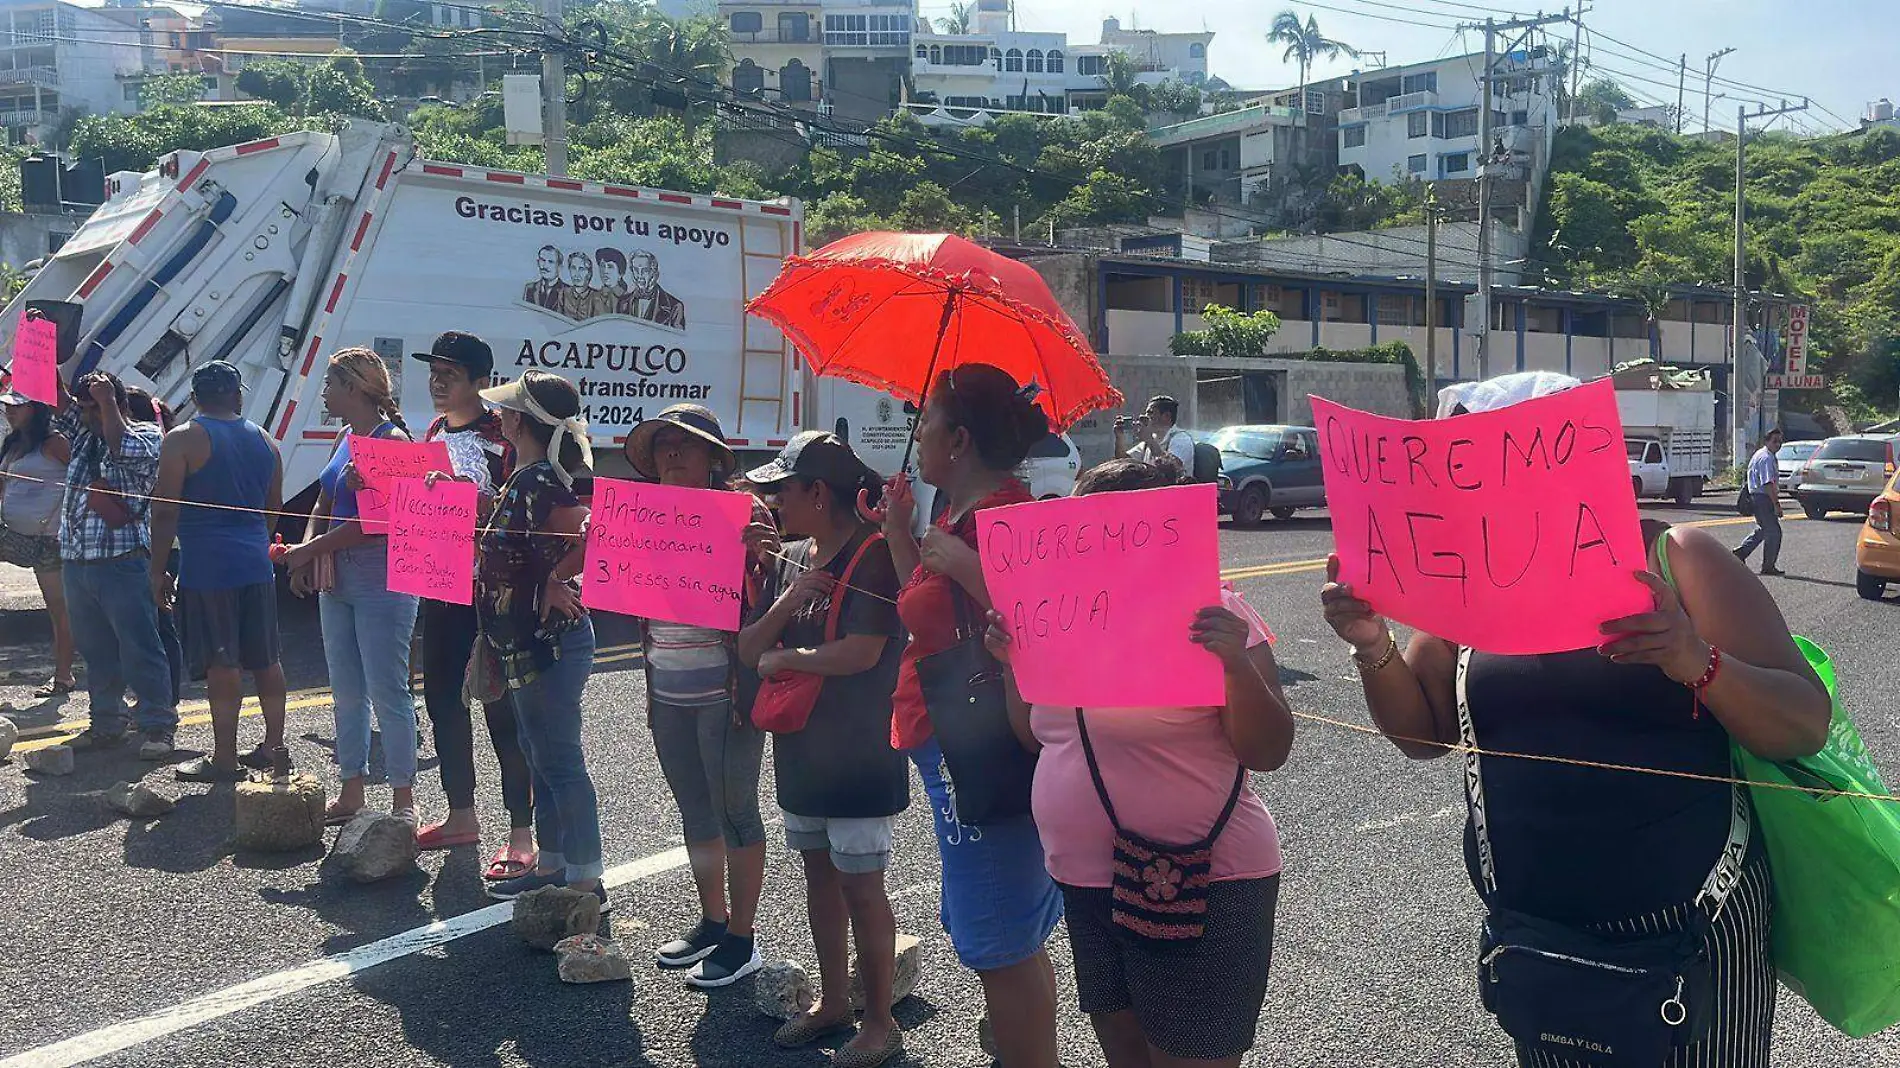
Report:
752,533,883,733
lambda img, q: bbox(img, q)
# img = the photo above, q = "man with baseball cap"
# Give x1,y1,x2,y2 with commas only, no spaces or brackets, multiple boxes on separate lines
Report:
149,361,289,782
406,331,537,872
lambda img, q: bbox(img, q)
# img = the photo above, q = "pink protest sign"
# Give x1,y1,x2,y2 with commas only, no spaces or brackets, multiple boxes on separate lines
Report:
976,482,1224,708
11,313,59,405
349,435,451,534
386,477,476,604
585,478,755,629
1312,379,1649,654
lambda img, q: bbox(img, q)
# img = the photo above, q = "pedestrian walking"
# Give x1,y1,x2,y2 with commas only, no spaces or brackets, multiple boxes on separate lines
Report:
405,332,538,878
55,371,178,759
882,363,1063,1068
1320,374,1830,1068
0,393,75,697
147,362,290,783
739,432,908,1067
474,370,607,910
983,457,1293,1068
622,404,770,987
282,349,420,823
1734,428,1786,577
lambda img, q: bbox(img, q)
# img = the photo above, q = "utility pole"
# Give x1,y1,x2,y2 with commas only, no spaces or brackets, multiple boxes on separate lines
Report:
1466,8,1570,379
1702,47,1734,135
1676,54,1687,134
1424,185,1440,392
1732,97,1809,461
541,0,568,176
1477,17,1495,378
1567,1,1587,122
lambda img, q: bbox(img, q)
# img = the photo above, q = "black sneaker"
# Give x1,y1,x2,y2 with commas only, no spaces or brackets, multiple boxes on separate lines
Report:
686,933,762,989
592,885,613,916
66,727,129,751
138,731,176,761
237,745,286,771
175,756,247,784
656,918,727,968
1761,566,1786,577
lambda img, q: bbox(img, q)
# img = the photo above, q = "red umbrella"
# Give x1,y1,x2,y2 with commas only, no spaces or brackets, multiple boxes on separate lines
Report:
747,232,1122,435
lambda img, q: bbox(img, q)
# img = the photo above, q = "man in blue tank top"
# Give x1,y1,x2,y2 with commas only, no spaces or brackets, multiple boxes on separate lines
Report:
149,362,290,782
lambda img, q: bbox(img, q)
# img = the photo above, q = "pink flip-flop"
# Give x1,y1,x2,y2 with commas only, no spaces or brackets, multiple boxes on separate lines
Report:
415,822,481,850
484,845,536,881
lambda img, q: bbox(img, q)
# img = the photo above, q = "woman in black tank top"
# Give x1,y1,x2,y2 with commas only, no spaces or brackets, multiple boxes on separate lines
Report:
1323,504,1831,1068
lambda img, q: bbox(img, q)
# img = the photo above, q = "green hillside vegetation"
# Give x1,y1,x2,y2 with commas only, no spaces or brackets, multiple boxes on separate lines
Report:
1534,122,1900,418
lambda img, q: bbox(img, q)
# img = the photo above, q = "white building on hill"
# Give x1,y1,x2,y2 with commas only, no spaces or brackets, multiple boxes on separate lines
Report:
0,0,145,140
1337,49,1557,184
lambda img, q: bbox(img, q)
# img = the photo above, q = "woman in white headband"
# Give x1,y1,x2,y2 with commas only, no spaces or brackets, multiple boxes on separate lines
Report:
475,370,609,909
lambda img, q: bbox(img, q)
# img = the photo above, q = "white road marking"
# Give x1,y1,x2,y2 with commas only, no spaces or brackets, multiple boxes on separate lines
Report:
889,880,940,901
1,846,691,1068
1353,803,1463,835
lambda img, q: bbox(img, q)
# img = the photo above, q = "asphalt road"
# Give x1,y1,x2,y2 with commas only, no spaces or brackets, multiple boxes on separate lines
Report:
2,502,1897,1068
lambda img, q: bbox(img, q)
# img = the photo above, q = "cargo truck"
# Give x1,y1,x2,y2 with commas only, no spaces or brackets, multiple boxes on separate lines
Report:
1610,363,1717,505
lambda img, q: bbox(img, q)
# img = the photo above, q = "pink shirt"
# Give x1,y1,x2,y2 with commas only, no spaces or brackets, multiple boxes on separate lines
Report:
1030,588,1283,889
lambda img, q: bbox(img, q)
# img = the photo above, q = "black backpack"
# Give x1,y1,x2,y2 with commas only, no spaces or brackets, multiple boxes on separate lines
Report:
1191,439,1222,484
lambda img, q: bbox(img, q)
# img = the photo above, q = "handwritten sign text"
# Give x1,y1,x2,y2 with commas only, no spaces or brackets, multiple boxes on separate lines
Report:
387,477,476,604
349,435,452,534
12,313,58,405
584,478,753,629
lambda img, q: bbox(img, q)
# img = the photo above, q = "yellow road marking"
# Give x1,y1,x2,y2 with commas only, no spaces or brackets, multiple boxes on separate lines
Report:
11,642,644,755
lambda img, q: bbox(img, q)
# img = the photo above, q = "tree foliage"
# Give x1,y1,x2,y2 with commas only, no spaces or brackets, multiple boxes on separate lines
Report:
1535,123,1900,415
234,60,308,112
1169,304,1283,358
1577,77,1637,126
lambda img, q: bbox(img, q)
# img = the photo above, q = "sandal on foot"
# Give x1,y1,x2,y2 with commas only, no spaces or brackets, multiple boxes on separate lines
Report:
831,1029,903,1068
32,680,73,698
323,804,363,826
774,1013,856,1049
416,821,480,849
484,845,536,881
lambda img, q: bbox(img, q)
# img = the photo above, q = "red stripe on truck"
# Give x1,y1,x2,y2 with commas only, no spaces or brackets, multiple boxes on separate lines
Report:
793,391,801,424
302,429,340,440
349,212,372,251
274,400,297,439
175,158,209,191
767,438,788,447
422,164,463,177
710,199,742,210
300,335,323,375
324,274,347,313
234,137,281,155
126,209,163,245
604,186,640,198
375,151,397,190
761,205,792,216
657,193,692,205
548,179,583,191
76,260,113,298
485,172,526,185
728,438,750,447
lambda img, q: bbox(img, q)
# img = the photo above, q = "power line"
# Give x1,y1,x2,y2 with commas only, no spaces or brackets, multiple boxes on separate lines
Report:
1272,0,1460,32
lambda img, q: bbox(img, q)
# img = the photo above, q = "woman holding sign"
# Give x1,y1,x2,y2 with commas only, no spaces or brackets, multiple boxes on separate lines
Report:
282,348,421,824
474,370,609,908
738,432,907,1067
882,363,1064,1068
1320,373,1830,1068
623,404,771,988
984,457,1294,1068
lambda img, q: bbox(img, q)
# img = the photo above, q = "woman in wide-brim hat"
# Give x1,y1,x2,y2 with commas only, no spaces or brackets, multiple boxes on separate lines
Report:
626,403,781,990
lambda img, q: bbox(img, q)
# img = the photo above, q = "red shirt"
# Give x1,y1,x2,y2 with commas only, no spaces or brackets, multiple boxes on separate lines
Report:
891,479,1033,750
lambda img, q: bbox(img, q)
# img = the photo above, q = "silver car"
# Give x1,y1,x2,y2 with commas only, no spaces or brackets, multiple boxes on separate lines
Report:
1776,440,1823,492
1793,434,1900,518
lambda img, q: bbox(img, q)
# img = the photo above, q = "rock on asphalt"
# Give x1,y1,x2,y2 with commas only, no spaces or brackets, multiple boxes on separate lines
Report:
21,743,72,776
233,773,326,852
327,812,419,883
512,885,601,951
102,781,174,819
554,934,631,984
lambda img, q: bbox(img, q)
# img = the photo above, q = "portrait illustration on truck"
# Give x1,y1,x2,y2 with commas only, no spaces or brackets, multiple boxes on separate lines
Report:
520,243,687,329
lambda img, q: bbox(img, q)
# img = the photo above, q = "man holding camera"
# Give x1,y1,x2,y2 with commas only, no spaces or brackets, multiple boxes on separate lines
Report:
1114,395,1196,472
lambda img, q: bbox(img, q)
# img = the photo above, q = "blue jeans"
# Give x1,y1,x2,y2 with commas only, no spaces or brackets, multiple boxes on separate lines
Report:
320,543,420,788
513,619,603,881
62,553,178,736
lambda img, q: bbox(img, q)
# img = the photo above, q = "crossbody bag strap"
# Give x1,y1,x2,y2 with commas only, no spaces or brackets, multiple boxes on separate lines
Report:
1457,645,1750,919
819,532,885,643
1074,707,1248,849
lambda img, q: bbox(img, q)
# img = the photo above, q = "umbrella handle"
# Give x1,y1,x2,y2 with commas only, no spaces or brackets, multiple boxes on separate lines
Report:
896,289,961,477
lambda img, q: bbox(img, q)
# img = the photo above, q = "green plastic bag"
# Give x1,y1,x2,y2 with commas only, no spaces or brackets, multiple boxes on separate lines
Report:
1733,636,1900,1038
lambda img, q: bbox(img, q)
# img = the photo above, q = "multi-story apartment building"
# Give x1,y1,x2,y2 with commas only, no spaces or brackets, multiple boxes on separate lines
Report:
0,0,145,139
1095,16,1209,86
1337,49,1556,184
722,0,910,124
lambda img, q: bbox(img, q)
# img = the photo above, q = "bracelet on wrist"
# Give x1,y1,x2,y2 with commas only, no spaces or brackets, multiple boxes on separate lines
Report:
1687,644,1722,691
1354,631,1399,673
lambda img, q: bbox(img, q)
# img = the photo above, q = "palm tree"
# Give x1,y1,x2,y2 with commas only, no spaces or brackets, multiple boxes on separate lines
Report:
1267,10,1357,122
935,1,977,35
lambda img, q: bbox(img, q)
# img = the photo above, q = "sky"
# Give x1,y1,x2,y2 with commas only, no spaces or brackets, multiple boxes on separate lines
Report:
956,0,1893,135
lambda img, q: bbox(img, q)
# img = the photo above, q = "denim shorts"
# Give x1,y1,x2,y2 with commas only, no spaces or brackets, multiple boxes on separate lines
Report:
910,737,1063,972
783,810,894,874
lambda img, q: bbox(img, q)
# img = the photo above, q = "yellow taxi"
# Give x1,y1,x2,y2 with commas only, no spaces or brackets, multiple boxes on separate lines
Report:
1857,468,1900,600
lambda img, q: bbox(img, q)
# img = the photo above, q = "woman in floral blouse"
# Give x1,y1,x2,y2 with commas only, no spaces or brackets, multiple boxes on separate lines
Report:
473,370,607,910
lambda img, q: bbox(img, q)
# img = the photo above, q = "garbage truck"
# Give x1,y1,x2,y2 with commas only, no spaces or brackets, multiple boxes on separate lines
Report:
0,119,916,517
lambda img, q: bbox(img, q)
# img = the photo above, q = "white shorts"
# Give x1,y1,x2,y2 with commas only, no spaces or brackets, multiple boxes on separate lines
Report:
782,810,894,873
